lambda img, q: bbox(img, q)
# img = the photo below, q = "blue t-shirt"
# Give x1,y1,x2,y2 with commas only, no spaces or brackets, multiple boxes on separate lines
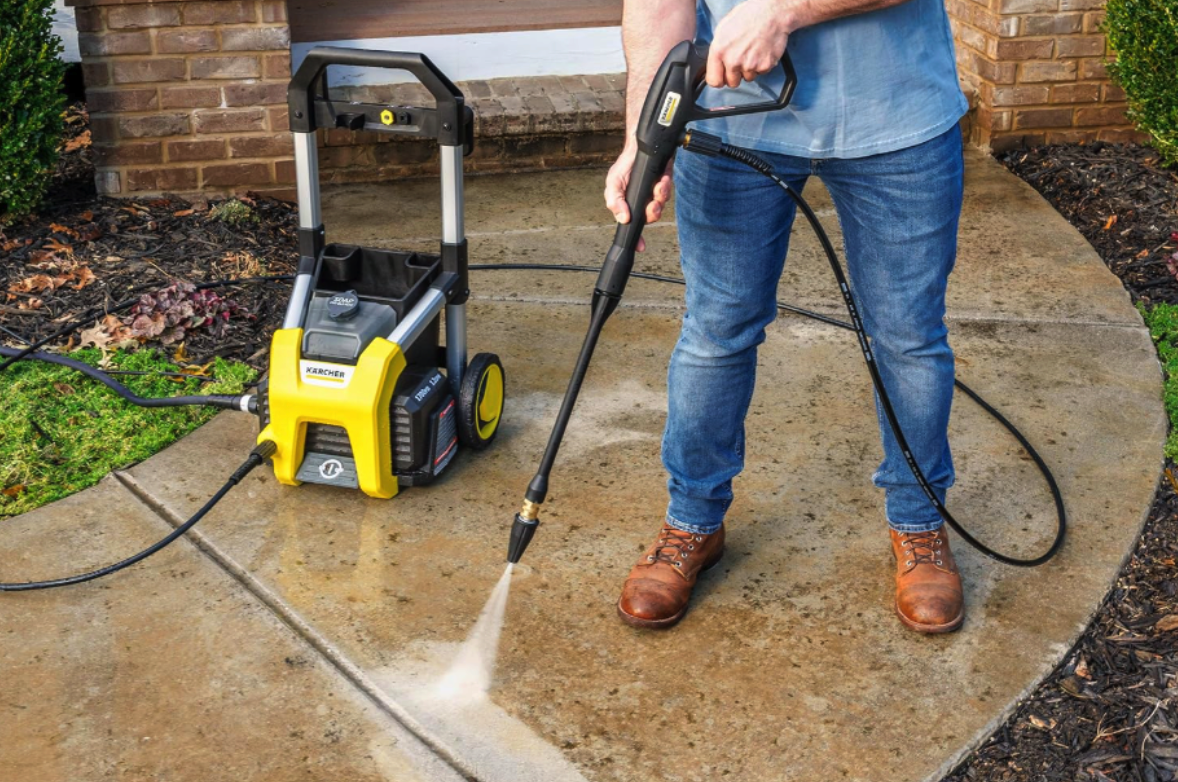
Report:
693,0,968,159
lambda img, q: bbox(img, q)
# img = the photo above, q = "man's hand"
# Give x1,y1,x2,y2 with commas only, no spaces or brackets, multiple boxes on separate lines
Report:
604,143,674,253
707,0,792,88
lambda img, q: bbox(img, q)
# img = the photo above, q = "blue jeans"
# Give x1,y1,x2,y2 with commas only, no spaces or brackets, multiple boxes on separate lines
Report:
664,126,963,535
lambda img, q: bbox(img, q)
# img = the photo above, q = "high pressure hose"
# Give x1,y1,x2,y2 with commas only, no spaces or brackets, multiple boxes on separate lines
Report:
0,441,276,591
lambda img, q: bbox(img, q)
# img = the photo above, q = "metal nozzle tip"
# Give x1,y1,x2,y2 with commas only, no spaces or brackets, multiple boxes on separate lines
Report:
507,513,539,564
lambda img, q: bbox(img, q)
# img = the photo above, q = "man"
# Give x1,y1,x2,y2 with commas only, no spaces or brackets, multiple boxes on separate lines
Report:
606,0,969,633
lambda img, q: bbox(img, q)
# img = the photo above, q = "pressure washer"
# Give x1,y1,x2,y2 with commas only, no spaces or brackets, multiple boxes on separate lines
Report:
0,43,1064,593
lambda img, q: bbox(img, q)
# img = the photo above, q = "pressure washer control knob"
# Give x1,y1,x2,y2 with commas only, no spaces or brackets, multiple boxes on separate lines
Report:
326,290,360,321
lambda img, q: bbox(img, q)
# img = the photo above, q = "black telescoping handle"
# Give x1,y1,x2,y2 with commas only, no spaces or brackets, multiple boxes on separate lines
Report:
288,46,466,145
594,41,796,299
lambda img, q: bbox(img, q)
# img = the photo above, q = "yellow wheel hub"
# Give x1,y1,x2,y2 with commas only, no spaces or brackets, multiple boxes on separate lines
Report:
475,363,504,441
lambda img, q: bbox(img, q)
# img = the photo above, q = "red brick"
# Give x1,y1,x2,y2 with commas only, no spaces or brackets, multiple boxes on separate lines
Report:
155,29,218,53
201,162,273,186
230,134,294,157
111,59,187,84
275,158,295,183
1014,107,1074,128
190,56,261,80
118,113,191,138
95,171,121,195
89,116,119,143
1046,129,1097,143
990,132,1046,153
160,86,222,109
74,7,103,32
1103,83,1126,102
964,50,1018,84
106,4,180,29
223,82,287,106
1079,58,1108,79
82,62,109,88
167,138,228,162
1060,0,1104,9
94,141,162,166
220,27,290,51
181,1,255,25
262,1,288,22
1019,60,1078,82
268,106,290,132
1051,83,1100,103
997,0,1057,12
263,53,291,79
994,39,1054,60
86,88,158,113
1098,128,1149,143
127,166,199,192
992,85,1050,106
78,31,151,56
1021,13,1082,35
1083,11,1105,32
194,108,267,134
954,23,989,54
1076,105,1128,126
1056,35,1105,58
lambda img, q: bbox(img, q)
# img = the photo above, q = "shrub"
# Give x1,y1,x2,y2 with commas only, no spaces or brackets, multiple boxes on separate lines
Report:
0,0,66,225
1104,0,1178,166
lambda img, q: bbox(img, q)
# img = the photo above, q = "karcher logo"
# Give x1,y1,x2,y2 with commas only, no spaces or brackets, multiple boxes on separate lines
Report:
299,360,355,389
657,91,681,127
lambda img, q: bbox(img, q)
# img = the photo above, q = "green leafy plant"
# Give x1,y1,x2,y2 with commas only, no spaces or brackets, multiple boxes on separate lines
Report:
210,199,257,226
1140,299,1178,459
0,0,66,225
1104,0,1178,166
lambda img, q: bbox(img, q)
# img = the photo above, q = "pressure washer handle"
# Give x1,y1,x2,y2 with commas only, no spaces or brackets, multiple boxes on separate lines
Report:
594,40,796,299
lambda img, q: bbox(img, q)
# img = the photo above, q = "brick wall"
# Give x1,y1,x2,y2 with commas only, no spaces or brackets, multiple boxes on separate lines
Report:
68,0,293,196
946,0,1144,150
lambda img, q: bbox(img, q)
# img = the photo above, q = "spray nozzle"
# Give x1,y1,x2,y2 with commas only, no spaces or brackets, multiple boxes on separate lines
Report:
506,511,539,564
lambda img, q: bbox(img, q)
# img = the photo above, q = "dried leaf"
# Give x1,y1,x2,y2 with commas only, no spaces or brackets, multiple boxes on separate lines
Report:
53,382,75,396
80,210,93,222
1,485,24,498
1075,656,1090,679
1028,715,1056,730
70,266,96,290
173,209,195,218
43,238,73,253
63,129,91,153
1155,614,1178,632
1103,215,1117,230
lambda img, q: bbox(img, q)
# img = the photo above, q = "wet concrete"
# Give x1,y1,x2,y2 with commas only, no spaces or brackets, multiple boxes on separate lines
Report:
3,149,1164,781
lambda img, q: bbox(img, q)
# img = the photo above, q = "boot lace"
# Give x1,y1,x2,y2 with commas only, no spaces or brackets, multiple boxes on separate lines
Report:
900,530,945,569
647,526,702,569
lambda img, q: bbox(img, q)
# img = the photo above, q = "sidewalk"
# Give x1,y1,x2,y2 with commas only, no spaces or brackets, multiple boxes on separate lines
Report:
1,149,1165,782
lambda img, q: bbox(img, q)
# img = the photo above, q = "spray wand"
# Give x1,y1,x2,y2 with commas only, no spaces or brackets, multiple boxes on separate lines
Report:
506,42,797,563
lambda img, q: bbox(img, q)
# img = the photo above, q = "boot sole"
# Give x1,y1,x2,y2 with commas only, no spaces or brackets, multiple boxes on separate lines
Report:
894,599,964,634
616,547,725,630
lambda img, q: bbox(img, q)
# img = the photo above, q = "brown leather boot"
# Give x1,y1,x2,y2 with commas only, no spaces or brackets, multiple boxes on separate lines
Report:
890,528,964,633
617,523,725,629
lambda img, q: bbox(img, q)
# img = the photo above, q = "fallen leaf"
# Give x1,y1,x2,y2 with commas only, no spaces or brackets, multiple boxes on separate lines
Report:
1155,614,1178,632
49,223,78,238
43,238,73,254
172,342,189,363
81,210,93,222
63,129,91,153
1075,656,1090,679
172,209,195,218
1103,215,1117,230
1136,248,1151,259
70,266,96,290
1,485,24,498
1028,715,1056,730
53,382,75,396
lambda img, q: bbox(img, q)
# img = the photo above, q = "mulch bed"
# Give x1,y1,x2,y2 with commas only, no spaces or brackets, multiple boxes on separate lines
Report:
945,145,1178,781
0,104,297,372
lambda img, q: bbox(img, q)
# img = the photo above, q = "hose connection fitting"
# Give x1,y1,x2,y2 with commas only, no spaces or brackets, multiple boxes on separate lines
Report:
507,500,541,564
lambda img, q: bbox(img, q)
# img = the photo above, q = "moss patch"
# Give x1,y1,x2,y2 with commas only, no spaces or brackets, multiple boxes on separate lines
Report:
1141,303,1178,458
0,349,255,517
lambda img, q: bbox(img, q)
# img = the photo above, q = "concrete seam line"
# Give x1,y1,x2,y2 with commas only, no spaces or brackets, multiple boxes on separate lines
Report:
112,470,482,782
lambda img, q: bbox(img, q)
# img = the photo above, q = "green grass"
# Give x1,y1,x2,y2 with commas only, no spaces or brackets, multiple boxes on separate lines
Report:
1141,302,1178,459
0,348,255,517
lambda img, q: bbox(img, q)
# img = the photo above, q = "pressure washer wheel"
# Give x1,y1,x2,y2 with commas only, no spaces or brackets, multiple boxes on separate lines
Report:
458,353,505,450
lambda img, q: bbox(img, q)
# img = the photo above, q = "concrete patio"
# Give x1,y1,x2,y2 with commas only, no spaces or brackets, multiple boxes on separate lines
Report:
1,148,1165,782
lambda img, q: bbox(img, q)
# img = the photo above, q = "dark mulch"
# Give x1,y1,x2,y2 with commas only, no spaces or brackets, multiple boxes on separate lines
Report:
945,145,1178,781
0,104,297,371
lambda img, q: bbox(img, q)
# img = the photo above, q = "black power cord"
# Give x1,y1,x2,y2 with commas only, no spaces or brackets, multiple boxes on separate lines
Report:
0,441,276,591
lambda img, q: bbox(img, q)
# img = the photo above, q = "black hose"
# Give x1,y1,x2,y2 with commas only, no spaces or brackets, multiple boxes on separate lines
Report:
0,441,276,591
470,184,1068,568
0,346,249,411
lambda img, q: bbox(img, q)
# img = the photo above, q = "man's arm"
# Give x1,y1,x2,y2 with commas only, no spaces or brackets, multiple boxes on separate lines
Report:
604,0,695,231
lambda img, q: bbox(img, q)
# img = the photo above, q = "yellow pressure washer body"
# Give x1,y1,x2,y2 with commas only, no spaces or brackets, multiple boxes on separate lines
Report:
256,47,504,499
